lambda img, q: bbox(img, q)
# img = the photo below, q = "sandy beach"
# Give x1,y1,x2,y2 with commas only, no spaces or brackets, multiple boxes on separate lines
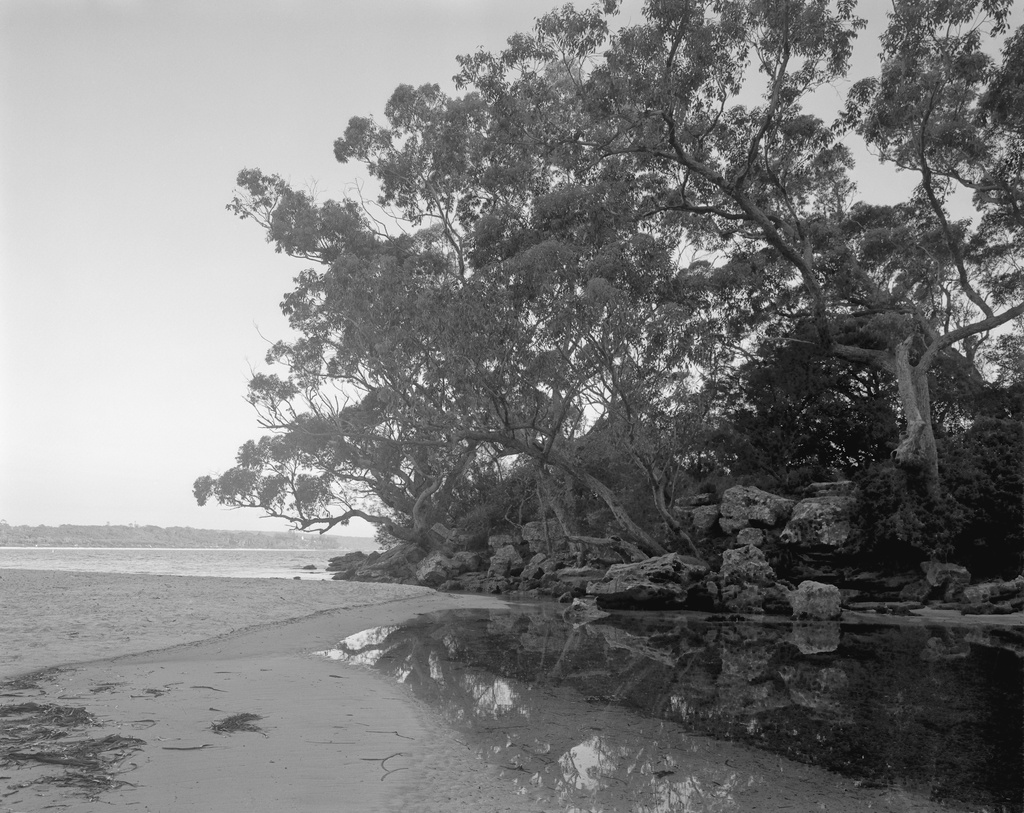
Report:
0,570,514,812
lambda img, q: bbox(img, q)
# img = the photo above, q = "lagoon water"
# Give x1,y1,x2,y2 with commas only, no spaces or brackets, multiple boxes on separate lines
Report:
320,604,1024,812
0,546,352,580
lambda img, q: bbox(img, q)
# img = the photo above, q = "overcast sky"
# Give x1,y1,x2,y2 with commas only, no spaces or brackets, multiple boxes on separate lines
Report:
0,0,1014,535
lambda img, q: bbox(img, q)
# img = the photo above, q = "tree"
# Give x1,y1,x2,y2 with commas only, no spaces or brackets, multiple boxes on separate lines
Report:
456,0,1023,498
198,0,1021,562
196,150,699,556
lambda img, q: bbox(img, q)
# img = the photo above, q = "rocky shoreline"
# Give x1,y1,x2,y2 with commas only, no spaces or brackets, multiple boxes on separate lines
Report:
326,483,1024,621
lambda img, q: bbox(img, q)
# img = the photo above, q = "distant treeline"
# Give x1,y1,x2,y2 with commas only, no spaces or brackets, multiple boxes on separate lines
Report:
0,524,372,550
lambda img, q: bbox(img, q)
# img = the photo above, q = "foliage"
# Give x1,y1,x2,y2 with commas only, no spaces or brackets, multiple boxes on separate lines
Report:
942,416,1024,576
851,413,1023,576
716,322,901,487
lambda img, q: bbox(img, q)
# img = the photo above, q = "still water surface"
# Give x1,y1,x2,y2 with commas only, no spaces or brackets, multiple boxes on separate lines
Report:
319,604,1023,813
0,546,343,579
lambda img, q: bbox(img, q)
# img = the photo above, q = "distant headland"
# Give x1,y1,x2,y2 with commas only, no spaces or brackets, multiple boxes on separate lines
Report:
0,523,374,551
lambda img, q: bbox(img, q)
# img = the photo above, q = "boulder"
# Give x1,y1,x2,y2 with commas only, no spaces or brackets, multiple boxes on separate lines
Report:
899,579,935,603
350,544,424,583
326,550,368,577
922,561,972,602
449,550,484,575
962,576,1024,605
720,544,776,587
719,516,751,534
720,486,796,529
790,580,842,620
521,520,567,555
688,505,721,535
487,545,524,578
586,552,710,610
415,552,457,588
780,496,855,549
520,553,550,582
487,533,518,551
735,527,766,548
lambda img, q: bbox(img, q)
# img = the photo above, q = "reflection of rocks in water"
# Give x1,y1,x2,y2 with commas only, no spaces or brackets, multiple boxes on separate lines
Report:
790,621,840,654
317,607,1022,812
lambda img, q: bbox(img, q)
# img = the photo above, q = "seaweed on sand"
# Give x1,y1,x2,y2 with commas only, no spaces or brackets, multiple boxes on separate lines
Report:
0,668,64,696
211,712,265,735
0,702,145,801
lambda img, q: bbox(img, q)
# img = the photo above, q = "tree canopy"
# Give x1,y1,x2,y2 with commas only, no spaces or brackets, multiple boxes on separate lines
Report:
196,0,1022,568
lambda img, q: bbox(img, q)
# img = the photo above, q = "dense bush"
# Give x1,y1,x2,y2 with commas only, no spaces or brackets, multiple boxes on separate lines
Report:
851,416,1023,578
942,417,1024,578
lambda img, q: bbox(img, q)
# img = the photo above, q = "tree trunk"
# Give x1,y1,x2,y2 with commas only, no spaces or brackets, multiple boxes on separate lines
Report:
893,338,941,497
649,474,702,558
573,467,668,558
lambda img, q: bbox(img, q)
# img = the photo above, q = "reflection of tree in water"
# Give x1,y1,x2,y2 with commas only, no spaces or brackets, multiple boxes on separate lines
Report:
318,606,1023,811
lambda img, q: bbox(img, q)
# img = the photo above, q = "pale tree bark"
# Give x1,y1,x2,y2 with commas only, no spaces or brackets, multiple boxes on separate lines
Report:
892,337,941,496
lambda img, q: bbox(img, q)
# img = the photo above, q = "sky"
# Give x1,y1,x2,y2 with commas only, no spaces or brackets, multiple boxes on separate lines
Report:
0,0,1014,536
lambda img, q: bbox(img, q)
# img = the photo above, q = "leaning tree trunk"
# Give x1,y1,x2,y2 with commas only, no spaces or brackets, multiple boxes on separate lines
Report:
893,337,941,497
648,471,702,558
571,467,668,558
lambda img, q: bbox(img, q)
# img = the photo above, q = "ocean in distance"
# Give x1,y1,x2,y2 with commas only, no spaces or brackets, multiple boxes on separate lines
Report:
0,547,363,580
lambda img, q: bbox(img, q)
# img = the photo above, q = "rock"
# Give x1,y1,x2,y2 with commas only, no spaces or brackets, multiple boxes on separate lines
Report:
790,580,842,620
487,545,524,578
720,544,776,587
586,552,710,610
922,561,972,601
350,544,424,583
520,553,550,582
487,533,518,551
762,583,795,616
520,520,567,555
415,552,457,588
720,486,796,528
326,550,368,575
301,564,317,570
780,496,854,549
553,566,609,591
449,550,484,575
735,527,765,548
688,505,721,535
719,517,751,534
720,584,766,614
899,579,935,603
961,601,1018,615
962,576,1024,605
